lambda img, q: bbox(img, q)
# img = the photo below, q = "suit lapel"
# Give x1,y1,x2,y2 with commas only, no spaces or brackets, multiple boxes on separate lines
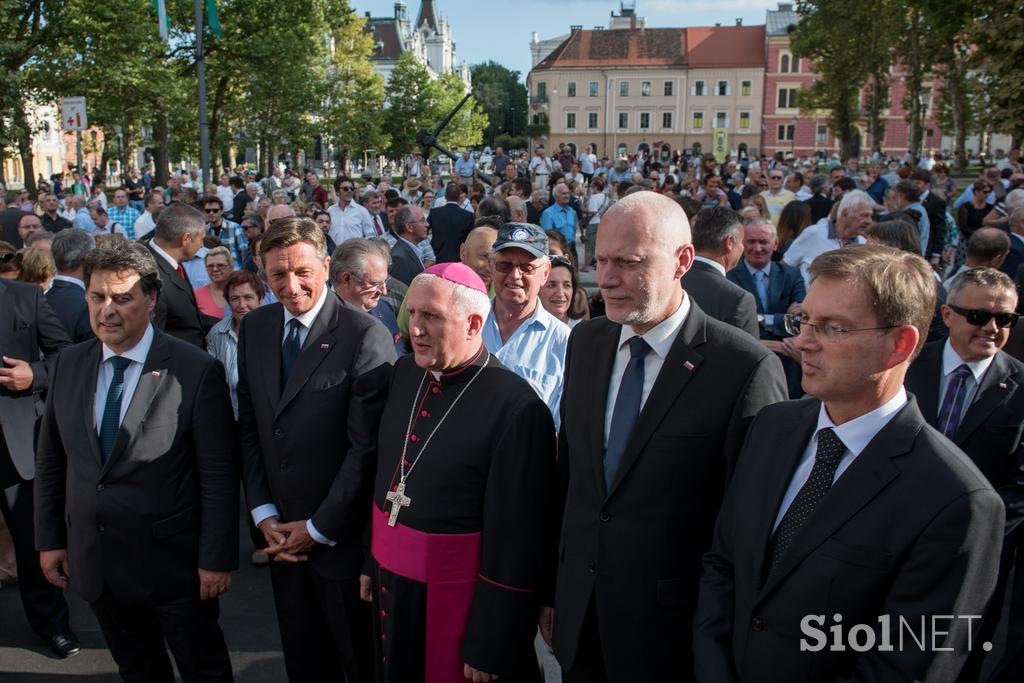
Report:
731,264,759,312
606,303,707,499
957,352,1014,444
81,341,104,467
276,292,339,418
261,307,285,408
588,321,621,497
908,343,942,424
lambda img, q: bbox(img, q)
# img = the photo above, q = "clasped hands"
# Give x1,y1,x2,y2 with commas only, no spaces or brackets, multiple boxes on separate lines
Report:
258,516,317,562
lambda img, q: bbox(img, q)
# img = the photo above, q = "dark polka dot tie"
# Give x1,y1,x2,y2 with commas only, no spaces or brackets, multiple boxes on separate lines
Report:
768,427,846,573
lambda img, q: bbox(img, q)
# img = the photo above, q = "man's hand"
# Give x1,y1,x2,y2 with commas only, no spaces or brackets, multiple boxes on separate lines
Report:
257,516,307,563
359,574,373,603
463,664,499,682
198,569,231,600
0,356,33,391
266,520,317,558
40,549,70,589
780,336,802,362
538,607,554,647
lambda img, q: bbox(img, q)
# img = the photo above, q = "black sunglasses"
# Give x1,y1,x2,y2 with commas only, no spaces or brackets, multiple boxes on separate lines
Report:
549,255,574,270
947,304,1020,328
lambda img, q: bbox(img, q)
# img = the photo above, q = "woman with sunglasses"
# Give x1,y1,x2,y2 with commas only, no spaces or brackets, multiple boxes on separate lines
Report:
540,255,588,329
958,179,994,242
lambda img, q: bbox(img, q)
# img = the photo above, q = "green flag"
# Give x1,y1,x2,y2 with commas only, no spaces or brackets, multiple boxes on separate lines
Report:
206,0,222,37
152,0,170,43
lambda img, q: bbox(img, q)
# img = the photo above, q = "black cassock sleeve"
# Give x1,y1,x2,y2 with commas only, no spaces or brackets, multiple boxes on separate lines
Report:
460,393,557,675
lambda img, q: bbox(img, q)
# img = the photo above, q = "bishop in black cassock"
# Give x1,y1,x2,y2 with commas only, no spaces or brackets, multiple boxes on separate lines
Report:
369,263,557,683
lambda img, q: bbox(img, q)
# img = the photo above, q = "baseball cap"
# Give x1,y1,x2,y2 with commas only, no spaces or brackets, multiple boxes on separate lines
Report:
492,222,548,259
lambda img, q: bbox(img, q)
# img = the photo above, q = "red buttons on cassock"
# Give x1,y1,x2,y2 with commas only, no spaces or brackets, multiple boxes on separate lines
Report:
421,410,429,417
431,386,440,394
410,435,418,442
380,609,386,617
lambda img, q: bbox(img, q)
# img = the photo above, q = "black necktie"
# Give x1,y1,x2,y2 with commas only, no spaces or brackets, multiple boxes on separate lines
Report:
768,427,846,571
281,319,302,388
604,336,651,490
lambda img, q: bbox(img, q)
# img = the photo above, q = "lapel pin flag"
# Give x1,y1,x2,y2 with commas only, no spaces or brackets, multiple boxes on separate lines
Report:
320,343,331,350
1000,382,1008,389
149,371,161,377
683,361,695,371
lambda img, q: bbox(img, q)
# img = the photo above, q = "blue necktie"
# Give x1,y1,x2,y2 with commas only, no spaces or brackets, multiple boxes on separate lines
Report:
755,269,769,313
281,319,302,388
99,357,132,464
604,337,651,490
937,364,972,439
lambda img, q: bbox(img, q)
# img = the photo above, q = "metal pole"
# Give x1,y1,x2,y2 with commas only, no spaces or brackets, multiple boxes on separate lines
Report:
196,0,211,190
76,130,83,175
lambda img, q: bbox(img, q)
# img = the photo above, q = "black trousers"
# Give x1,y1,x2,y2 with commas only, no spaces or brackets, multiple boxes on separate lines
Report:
269,561,373,683
0,441,71,640
90,587,232,683
562,597,610,683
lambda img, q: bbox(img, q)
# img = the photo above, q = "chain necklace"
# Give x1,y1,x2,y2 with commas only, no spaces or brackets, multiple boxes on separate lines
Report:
385,351,490,526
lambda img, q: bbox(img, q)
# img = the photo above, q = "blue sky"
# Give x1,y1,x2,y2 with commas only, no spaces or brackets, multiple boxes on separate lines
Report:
356,0,781,81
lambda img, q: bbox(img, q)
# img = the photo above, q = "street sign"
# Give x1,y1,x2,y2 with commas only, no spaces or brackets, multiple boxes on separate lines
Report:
61,97,88,131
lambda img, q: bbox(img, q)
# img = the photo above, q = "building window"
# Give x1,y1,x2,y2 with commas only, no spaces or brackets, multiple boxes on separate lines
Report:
640,112,650,129
664,81,673,97
588,112,598,129
619,81,629,97
717,80,730,96
567,81,576,97
641,81,651,97
714,111,728,129
777,87,799,109
618,112,628,129
566,112,576,129
589,81,599,97
692,80,705,96
537,82,546,97
780,53,790,73
741,80,752,97
739,112,750,130
792,56,801,73
692,112,704,129
816,124,828,144
778,124,795,142
663,112,673,129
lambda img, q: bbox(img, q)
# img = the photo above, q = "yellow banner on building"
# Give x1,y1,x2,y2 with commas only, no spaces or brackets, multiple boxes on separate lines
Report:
713,129,729,163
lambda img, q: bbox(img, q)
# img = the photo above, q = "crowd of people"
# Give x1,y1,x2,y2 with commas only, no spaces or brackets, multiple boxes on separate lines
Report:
0,141,1023,683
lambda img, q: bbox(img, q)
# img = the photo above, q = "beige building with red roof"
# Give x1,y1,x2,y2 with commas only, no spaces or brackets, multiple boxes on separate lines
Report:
527,7,764,163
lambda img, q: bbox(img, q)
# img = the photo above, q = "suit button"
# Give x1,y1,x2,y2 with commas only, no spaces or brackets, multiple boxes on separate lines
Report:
751,617,764,631
599,511,610,522
98,524,105,532
279,463,288,470
587,562,596,573
96,484,105,492
273,428,284,438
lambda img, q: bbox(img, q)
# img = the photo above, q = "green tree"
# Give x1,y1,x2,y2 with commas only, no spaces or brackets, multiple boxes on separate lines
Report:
970,0,1024,147
382,53,439,158
470,61,527,146
431,71,489,153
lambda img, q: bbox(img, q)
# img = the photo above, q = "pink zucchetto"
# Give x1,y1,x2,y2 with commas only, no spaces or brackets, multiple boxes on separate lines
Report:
422,262,487,295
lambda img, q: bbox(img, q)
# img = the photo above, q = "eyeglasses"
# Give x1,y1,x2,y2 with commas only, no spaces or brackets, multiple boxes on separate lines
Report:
338,186,354,192
204,208,221,214
494,259,544,275
770,175,783,180
784,314,893,340
946,304,1020,329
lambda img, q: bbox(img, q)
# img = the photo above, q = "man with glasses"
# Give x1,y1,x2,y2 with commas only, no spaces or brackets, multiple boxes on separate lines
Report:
328,175,375,246
697,245,1004,681
330,239,401,353
482,222,568,427
389,205,428,286
905,266,1024,680
758,169,796,227
202,196,246,267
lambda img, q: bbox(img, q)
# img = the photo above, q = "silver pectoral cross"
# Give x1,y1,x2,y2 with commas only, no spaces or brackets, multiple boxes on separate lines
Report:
385,481,411,527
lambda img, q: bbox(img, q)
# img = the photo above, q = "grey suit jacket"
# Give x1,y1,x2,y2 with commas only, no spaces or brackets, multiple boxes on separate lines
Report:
682,260,759,339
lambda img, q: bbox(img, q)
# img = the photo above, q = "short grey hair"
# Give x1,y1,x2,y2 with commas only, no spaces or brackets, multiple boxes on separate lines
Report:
271,189,289,202
51,229,96,272
394,205,418,237
154,203,206,243
69,195,87,210
410,273,490,320
743,216,776,239
329,239,386,283
947,267,1017,304
1006,189,1024,213
810,173,830,194
245,182,259,193
1010,205,1024,230
837,189,874,217
507,196,527,221
692,206,742,252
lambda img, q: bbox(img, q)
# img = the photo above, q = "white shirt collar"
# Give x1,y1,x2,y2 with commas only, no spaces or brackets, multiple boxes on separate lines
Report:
816,387,908,457
102,323,155,366
693,255,727,277
616,293,691,360
53,274,85,289
149,239,179,270
744,260,771,278
942,338,996,383
282,282,330,330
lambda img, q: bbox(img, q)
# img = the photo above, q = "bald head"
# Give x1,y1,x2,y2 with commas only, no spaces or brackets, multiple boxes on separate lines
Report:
267,204,295,222
602,191,691,249
460,226,499,287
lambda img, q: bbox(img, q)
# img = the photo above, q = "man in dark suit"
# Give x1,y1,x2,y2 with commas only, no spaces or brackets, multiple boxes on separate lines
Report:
1000,206,1024,284
695,245,1004,682
46,229,96,343
427,182,475,263
905,266,1024,680
228,175,248,223
0,276,76,657
912,169,950,261
389,204,427,286
34,240,238,680
682,206,759,338
549,193,787,681
146,203,208,349
236,216,396,681
806,174,833,224
728,217,806,397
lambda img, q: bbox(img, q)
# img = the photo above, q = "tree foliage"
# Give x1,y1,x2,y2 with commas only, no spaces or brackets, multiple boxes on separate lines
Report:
970,0,1024,146
470,61,527,146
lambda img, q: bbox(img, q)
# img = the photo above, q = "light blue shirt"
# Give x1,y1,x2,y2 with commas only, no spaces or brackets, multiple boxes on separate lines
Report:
182,247,211,288
74,207,96,232
540,203,577,245
454,155,476,177
482,300,569,430
905,201,930,256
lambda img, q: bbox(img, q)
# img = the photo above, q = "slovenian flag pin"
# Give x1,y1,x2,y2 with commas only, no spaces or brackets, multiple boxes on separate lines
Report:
683,361,695,371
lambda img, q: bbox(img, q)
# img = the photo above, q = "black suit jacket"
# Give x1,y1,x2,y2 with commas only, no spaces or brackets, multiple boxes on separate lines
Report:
553,304,787,679
389,235,424,286
229,189,248,223
695,397,1003,683
906,341,1024,538
923,192,949,257
147,243,207,350
682,260,759,338
34,332,239,605
806,194,833,224
1001,234,1024,282
0,278,71,483
929,279,950,343
727,259,806,338
236,290,396,579
46,279,94,343
428,203,475,263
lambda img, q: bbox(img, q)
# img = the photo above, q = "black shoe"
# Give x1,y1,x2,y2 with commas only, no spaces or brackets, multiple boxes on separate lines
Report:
48,632,81,658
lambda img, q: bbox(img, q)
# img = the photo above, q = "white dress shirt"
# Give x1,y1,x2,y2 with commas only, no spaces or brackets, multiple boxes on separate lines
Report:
327,200,375,246
604,295,691,447
149,239,179,271
94,323,155,431
251,285,335,545
939,339,995,428
772,388,908,531
692,255,726,277
52,274,85,290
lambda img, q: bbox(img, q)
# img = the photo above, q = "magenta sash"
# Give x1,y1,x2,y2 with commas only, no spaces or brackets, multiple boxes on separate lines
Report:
371,504,481,683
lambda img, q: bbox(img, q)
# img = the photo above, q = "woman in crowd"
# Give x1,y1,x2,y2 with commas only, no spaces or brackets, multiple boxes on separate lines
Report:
583,176,609,272
740,192,771,221
957,179,994,240
15,248,56,291
540,255,588,329
193,246,233,319
419,189,435,210
0,242,19,279
776,200,813,258
545,234,590,321
207,269,265,419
